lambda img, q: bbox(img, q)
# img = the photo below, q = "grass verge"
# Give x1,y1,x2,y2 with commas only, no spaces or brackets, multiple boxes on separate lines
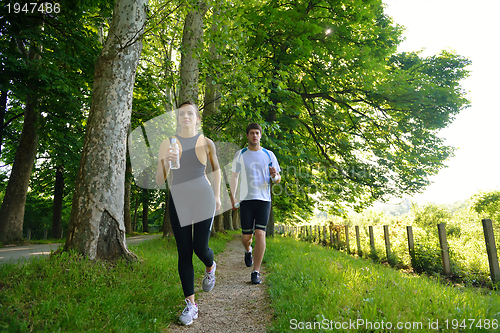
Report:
0,231,237,332
265,236,500,332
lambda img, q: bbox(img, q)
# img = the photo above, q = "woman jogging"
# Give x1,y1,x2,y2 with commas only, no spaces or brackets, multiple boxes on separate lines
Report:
155,101,221,326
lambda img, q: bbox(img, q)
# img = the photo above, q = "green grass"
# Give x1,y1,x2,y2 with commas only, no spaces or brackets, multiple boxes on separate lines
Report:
265,236,500,332
0,231,237,332
4,231,500,332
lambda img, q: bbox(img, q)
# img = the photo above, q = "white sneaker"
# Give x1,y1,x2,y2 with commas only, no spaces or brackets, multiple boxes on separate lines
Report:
202,261,216,292
179,299,198,325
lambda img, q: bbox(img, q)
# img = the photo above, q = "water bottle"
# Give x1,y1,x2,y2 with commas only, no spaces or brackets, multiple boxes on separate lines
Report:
234,202,240,209
169,138,180,169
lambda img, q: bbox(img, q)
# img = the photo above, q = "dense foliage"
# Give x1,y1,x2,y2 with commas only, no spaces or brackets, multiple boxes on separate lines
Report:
1,0,473,239
297,189,500,287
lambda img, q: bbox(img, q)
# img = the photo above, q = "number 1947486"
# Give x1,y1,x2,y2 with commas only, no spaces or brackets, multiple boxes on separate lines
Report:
7,2,61,14
444,319,498,330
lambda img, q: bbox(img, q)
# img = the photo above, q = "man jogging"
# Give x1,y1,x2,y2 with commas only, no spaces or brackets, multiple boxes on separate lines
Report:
230,123,281,284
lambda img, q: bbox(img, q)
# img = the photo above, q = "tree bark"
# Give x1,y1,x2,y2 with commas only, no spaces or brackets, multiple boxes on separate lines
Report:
203,5,221,116
124,152,132,234
266,204,275,238
0,24,42,243
211,213,223,236
179,1,207,104
0,57,40,244
64,0,147,261
223,209,233,231
163,191,173,236
0,91,7,157
0,94,39,242
232,209,240,230
52,166,64,239
266,185,275,237
133,195,139,232
142,189,149,233
215,213,224,233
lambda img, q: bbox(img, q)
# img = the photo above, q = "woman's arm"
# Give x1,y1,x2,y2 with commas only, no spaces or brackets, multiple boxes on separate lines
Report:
230,171,239,209
206,138,221,211
156,139,171,186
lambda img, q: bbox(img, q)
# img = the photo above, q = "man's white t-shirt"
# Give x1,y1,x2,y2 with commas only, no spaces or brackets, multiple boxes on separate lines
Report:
232,147,281,202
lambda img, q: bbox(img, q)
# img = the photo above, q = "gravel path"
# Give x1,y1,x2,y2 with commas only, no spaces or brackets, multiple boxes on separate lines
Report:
166,234,273,332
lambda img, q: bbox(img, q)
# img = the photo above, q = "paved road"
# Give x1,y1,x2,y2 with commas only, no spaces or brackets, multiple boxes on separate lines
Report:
0,234,162,265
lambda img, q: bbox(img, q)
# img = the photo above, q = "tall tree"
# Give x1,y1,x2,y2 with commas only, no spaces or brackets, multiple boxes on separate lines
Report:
0,15,42,242
51,166,64,238
124,149,133,234
0,0,108,242
64,0,148,260
179,0,208,103
206,0,471,223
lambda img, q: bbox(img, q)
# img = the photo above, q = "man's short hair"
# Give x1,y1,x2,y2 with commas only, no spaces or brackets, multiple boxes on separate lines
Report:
246,123,262,134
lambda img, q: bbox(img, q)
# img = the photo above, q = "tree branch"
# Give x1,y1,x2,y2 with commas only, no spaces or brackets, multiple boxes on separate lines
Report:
2,112,24,129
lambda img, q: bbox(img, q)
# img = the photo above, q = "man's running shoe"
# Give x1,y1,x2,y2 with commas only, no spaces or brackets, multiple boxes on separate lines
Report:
245,250,253,267
202,261,216,292
179,299,198,326
251,271,262,284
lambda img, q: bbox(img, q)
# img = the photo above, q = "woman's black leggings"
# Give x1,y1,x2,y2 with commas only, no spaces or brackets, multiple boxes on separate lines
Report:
169,194,214,297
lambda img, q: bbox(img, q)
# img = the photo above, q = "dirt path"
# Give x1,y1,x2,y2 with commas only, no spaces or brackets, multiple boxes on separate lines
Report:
166,234,273,332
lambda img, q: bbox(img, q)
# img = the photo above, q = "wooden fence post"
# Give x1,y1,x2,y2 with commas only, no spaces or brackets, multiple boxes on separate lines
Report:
383,225,391,259
323,226,327,244
345,226,350,254
355,226,362,256
369,226,375,255
336,229,340,247
437,223,451,276
482,219,500,283
329,225,334,246
406,226,416,268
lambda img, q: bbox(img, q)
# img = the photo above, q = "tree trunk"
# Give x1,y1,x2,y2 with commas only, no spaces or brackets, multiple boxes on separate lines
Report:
0,91,7,157
223,209,233,231
64,0,147,261
215,213,224,233
133,195,139,232
142,189,149,233
232,209,240,230
179,1,207,104
266,186,275,237
266,204,275,237
163,191,173,236
124,153,132,234
203,5,221,117
0,91,39,242
211,213,223,236
51,166,64,239
0,27,42,243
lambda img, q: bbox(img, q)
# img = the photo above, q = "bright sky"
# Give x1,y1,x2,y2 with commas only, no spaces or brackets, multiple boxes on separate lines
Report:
382,0,500,205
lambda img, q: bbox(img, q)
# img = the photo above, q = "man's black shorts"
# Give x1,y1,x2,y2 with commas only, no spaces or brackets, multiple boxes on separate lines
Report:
240,200,272,235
